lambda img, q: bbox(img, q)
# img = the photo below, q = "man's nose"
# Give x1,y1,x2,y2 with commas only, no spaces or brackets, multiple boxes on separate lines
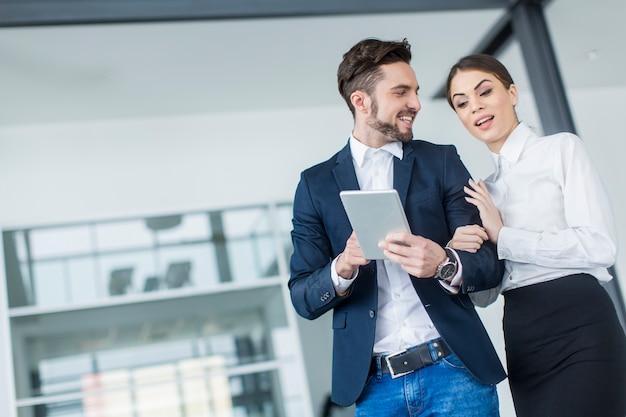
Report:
409,94,421,112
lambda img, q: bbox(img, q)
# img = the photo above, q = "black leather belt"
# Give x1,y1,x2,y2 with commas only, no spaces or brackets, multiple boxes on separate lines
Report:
372,338,452,378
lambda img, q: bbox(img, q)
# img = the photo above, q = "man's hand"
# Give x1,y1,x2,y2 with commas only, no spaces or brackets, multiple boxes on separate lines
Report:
449,225,488,253
336,232,369,280
378,232,446,278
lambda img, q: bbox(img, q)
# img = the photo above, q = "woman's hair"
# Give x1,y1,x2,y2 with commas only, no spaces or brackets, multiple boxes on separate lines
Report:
445,54,515,109
337,38,412,116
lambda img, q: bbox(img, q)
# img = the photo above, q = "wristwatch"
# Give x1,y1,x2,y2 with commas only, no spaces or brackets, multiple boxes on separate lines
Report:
434,248,458,281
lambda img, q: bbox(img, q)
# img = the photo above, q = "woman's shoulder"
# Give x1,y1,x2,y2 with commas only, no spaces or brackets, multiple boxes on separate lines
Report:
532,130,584,153
539,130,581,144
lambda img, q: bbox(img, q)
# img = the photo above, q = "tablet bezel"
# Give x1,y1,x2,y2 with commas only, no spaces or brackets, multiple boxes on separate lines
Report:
339,189,410,260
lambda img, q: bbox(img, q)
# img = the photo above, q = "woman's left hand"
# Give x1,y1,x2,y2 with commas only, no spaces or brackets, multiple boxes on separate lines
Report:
464,179,503,244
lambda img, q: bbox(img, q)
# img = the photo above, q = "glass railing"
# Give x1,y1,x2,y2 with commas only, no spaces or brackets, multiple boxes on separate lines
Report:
8,256,306,417
3,202,310,417
3,203,294,310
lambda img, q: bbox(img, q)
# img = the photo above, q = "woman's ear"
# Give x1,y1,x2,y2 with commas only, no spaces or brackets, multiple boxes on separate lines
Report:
350,91,370,114
509,84,519,106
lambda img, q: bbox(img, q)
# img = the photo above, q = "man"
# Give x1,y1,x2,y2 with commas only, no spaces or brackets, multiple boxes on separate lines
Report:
288,38,506,416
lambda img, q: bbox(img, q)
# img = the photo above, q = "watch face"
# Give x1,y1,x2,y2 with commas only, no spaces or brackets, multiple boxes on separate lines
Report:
440,263,456,280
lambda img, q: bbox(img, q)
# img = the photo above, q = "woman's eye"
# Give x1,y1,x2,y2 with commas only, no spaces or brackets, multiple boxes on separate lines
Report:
479,88,493,97
455,101,468,109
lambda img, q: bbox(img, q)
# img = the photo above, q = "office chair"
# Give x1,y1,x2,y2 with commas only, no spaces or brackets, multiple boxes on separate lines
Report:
108,267,133,296
164,261,192,289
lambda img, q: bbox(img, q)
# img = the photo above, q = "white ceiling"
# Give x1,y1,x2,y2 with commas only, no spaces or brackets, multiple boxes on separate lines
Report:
0,0,623,126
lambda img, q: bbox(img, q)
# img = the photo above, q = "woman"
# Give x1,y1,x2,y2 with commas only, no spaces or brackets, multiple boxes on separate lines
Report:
445,54,626,417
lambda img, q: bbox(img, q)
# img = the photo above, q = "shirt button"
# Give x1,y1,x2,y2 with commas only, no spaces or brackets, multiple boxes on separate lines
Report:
369,310,375,318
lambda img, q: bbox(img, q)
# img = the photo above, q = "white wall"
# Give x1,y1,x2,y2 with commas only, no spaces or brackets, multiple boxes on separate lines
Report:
0,107,352,226
1,86,625,417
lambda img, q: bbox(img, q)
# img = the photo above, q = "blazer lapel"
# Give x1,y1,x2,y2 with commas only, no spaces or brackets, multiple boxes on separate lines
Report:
394,143,415,206
332,143,360,191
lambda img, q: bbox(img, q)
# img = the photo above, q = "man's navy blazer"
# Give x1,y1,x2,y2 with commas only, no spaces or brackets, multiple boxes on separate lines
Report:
289,139,506,407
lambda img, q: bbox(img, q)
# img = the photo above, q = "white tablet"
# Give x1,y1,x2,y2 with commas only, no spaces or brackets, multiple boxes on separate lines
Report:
339,189,410,260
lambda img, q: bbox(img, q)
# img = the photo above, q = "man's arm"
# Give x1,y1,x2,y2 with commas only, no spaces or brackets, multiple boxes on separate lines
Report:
288,174,352,320
439,145,504,293
381,145,503,293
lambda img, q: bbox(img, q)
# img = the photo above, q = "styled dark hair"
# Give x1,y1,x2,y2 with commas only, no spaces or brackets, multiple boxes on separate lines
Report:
445,54,515,109
337,38,412,116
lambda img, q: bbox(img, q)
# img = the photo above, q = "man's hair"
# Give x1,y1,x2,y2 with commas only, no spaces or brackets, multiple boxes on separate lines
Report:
337,38,412,116
445,54,515,109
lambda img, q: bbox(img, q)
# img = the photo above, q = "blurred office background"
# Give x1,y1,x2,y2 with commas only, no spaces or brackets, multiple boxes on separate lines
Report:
0,1,625,416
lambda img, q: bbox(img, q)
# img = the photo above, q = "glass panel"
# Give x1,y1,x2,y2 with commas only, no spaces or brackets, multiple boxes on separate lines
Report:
95,220,152,252
13,230,29,264
6,204,307,417
275,203,294,268
4,205,289,308
39,354,93,397
222,206,278,281
154,213,211,245
32,261,67,307
17,370,307,417
16,323,300,416
98,250,155,297
67,258,98,304
227,235,277,282
222,208,271,238
13,288,286,399
157,243,219,290
30,226,93,259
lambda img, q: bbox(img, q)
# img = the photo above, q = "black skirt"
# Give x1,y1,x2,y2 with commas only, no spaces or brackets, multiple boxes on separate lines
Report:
503,274,626,417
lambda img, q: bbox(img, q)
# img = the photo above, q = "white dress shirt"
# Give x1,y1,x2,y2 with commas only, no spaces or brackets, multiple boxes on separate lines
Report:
331,136,441,354
486,122,617,293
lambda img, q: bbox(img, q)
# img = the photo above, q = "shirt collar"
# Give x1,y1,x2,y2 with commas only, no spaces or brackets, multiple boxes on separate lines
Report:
349,135,404,167
489,122,533,170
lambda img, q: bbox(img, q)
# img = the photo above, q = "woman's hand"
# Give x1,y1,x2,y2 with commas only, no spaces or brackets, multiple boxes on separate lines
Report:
464,179,503,244
449,225,488,253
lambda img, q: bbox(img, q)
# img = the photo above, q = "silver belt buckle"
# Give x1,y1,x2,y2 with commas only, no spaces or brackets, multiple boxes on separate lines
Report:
384,348,410,379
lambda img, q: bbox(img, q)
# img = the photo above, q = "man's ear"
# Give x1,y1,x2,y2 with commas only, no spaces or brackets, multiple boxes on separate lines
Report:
351,91,370,114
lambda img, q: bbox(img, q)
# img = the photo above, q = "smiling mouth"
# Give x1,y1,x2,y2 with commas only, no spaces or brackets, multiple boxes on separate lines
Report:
399,116,413,123
476,116,494,126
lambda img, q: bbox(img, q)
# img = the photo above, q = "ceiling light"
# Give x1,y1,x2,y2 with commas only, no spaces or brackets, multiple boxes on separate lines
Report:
587,49,602,61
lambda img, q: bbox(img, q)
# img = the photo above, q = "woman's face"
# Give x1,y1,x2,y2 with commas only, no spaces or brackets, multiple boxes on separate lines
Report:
448,69,519,153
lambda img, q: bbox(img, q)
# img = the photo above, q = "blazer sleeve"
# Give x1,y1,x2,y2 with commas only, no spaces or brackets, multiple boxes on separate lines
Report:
288,172,346,320
440,145,504,294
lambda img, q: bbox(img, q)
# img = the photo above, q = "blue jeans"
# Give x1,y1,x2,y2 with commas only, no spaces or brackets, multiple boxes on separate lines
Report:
355,353,499,417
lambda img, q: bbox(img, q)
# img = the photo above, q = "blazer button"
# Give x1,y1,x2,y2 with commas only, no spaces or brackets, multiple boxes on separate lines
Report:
369,310,375,318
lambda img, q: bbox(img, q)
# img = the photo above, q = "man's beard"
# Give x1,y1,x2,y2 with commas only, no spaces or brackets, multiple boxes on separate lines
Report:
367,100,414,143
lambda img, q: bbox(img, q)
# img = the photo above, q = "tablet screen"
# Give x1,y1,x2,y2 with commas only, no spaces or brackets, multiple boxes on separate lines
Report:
339,189,410,260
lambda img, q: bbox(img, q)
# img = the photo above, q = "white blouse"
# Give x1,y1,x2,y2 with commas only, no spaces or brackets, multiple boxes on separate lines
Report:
485,122,617,293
